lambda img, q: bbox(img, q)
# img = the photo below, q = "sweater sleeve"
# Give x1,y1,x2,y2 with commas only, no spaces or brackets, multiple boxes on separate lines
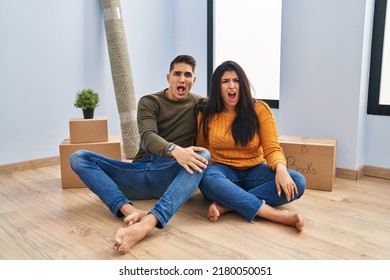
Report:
195,112,210,149
257,101,286,170
137,95,170,156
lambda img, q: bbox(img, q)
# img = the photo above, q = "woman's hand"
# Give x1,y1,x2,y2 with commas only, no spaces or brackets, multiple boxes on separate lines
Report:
275,162,298,201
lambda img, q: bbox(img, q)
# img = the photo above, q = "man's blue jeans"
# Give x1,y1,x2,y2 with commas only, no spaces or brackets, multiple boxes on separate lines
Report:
198,163,306,221
70,149,210,228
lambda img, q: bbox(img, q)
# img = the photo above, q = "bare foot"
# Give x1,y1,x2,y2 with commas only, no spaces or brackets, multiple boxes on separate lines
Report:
281,212,304,232
294,213,305,232
120,203,148,226
113,214,158,254
257,204,304,232
124,211,148,226
208,202,231,222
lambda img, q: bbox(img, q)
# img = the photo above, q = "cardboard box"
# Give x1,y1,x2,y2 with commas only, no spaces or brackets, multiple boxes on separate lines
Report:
69,117,108,144
279,135,337,191
59,136,122,189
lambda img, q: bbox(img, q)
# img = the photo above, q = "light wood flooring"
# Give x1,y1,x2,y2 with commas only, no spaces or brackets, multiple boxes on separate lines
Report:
0,164,390,260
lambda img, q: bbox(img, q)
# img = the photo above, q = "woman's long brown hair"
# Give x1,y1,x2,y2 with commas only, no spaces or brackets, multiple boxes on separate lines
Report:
197,61,259,146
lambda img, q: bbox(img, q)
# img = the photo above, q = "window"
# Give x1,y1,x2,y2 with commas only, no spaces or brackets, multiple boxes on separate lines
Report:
207,0,282,108
368,0,390,115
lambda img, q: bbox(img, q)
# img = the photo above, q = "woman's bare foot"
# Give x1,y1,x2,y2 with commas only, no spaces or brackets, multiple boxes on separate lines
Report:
294,214,304,232
208,202,231,222
113,214,158,254
120,203,148,226
257,204,304,232
281,212,304,232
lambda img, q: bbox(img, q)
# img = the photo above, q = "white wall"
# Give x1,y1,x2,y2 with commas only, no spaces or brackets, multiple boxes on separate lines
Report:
0,0,208,165
279,0,390,170
0,0,389,171
279,0,368,170
365,115,390,167
171,0,208,93
0,0,105,164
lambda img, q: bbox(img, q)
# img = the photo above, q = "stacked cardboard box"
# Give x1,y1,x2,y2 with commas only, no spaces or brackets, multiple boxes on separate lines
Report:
279,135,337,191
69,117,108,144
59,117,121,189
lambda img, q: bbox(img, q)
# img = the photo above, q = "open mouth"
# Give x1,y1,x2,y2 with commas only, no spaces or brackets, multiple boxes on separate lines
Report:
228,92,236,101
177,86,185,94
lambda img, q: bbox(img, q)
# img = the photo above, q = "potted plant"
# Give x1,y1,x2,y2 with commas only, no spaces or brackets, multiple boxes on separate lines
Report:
74,88,100,119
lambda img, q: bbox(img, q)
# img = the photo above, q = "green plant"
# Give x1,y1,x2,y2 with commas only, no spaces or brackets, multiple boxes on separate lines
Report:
74,88,100,110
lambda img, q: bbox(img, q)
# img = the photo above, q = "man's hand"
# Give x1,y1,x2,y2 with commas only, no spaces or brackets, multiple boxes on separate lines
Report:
171,146,208,174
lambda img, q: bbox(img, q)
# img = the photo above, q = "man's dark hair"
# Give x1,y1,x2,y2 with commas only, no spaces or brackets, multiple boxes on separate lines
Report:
169,55,197,72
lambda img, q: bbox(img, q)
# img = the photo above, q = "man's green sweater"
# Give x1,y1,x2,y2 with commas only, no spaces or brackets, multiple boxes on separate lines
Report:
134,89,201,161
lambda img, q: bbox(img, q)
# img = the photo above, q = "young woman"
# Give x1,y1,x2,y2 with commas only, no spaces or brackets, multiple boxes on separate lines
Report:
196,61,305,231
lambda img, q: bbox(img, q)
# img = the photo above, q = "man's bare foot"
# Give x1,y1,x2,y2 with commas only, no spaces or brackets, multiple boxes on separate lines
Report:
120,203,148,226
113,214,158,255
208,202,231,222
257,204,304,232
124,211,148,226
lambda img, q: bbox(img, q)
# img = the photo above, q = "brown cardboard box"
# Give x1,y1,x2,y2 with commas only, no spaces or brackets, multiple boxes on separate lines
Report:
69,117,108,144
59,136,122,189
279,135,337,191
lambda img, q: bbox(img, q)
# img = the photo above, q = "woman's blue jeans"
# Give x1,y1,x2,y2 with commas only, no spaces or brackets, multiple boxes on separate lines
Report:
70,149,210,228
198,163,306,221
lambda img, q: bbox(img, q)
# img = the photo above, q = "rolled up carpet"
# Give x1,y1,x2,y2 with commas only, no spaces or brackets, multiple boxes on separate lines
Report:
101,0,139,159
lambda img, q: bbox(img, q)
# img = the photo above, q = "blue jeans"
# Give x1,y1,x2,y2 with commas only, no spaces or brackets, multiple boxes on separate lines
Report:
198,163,306,221
70,149,210,228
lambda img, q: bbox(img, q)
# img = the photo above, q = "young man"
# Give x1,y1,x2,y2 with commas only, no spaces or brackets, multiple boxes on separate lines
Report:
70,55,210,254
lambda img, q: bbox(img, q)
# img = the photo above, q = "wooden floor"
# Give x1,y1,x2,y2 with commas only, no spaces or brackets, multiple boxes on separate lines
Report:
0,164,390,260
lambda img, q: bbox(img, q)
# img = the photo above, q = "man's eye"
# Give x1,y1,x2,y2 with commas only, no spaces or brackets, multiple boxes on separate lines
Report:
184,73,193,78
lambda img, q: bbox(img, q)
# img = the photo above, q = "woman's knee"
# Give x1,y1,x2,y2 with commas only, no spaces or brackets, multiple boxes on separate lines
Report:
201,164,224,180
196,149,211,163
198,178,215,200
199,165,226,194
292,171,306,196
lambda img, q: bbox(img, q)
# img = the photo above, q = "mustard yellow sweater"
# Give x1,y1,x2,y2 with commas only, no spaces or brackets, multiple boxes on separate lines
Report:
197,100,286,170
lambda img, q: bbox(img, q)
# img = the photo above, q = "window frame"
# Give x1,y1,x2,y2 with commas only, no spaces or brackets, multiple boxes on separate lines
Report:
367,0,390,116
207,0,279,109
